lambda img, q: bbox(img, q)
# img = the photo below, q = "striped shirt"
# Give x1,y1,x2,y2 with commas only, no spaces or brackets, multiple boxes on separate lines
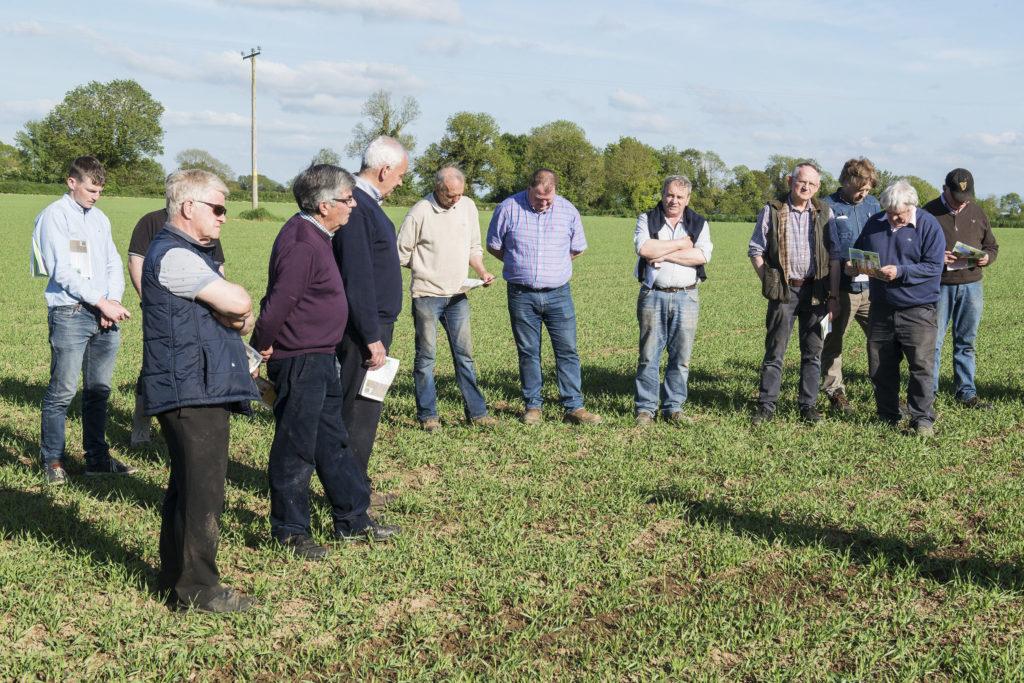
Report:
486,191,587,289
749,201,818,279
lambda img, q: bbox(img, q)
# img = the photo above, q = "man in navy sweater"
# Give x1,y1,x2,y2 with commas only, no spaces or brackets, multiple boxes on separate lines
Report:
251,165,400,555
333,136,408,506
848,180,945,436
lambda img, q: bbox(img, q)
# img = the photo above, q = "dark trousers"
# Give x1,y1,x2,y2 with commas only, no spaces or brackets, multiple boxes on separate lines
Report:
758,284,827,410
337,322,394,481
267,353,371,539
867,302,938,425
156,405,230,605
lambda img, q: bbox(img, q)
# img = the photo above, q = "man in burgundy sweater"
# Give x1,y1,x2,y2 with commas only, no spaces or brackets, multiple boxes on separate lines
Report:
250,164,399,560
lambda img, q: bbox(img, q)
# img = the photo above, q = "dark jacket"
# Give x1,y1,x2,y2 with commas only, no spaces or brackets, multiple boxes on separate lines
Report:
823,191,881,293
331,186,402,345
141,229,257,415
759,196,833,304
921,197,998,286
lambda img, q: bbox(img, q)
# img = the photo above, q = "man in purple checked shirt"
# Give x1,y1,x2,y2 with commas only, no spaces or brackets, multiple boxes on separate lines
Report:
486,169,602,426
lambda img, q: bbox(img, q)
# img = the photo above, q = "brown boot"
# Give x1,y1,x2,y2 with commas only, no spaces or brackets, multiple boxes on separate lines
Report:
563,408,602,425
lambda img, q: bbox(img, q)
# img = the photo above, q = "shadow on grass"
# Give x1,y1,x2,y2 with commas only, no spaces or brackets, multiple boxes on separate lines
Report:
646,487,1024,591
0,488,160,597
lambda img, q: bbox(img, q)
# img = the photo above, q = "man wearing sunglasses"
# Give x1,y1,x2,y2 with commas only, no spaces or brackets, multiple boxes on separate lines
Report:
140,169,259,612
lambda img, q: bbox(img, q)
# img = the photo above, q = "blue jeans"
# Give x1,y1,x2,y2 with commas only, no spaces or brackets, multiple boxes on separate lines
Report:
506,283,584,412
933,281,984,400
635,287,700,415
40,305,120,466
412,294,488,421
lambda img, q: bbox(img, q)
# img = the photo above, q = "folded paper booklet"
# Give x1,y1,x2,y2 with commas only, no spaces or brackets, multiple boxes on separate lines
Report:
457,278,485,295
359,356,400,402
847,246,880,276
952,241,986,260
820,314,832,338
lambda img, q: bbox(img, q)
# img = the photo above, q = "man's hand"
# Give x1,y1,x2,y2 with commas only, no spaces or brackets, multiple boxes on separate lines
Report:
97,298,131,323
481,272,496,286
944,250,958,265
978,254,990,267
259,345,273,361
877,265,898,281
365,341,386,370
827,297,840,321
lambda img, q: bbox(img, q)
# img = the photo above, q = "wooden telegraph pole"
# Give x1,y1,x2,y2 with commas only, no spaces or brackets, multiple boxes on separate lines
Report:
241,47,261,210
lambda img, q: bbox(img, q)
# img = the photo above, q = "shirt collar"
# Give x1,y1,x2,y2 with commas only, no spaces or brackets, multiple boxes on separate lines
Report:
163,223,211,248
62,193,90,215
427,192,457,213
299,212,334,238
355,176,383,205
940,192,965,215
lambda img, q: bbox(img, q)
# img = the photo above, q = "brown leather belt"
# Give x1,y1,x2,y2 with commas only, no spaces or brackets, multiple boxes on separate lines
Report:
651,284,697,293
788,278,812,288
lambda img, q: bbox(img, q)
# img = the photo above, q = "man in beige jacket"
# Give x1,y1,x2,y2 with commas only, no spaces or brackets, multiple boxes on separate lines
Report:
397,166,496,431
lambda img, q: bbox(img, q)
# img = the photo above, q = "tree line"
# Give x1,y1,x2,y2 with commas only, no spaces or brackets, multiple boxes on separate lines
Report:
2,80,1021,225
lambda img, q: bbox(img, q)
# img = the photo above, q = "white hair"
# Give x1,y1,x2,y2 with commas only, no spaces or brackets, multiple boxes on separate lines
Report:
434,165,465,191
879,179,919,210
166,169,229,216
360,136,407,171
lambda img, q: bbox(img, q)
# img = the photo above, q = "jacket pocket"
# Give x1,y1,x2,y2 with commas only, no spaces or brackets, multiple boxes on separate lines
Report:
762,268,783,301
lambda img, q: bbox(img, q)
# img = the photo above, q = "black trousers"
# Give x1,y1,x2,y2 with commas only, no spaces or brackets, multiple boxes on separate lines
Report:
336,321,394,482
267,353,371,539
867,302,938,425
757,284,827,410
156,405,230,606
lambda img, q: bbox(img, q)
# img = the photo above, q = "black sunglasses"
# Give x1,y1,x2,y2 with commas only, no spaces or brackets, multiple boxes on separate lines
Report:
195,200,228,217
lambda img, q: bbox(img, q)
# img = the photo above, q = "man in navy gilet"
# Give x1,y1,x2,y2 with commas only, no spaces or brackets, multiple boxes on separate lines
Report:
632,175,713,425
141,169,259,612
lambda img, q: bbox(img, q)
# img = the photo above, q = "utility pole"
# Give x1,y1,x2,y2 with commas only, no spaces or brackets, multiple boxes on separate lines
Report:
241,47,261,210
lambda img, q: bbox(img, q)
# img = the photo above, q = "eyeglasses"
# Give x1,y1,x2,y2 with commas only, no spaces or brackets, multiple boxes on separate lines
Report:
332,196,356,206
195,200,228,217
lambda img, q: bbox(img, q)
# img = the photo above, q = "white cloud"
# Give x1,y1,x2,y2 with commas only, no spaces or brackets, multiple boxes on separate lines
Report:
418,33,615,60
608,89,652,112
164,109,321,134
624,112,674,135
279,93,363,115
215,0,462,23
0,20,50,36
0,98,57,122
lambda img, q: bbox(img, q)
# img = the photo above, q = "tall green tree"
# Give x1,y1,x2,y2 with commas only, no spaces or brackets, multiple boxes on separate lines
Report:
490,133,529,201
522,120,603,210
345,90,420,158
602,137,660,214
16,79,164,182
414,112,512,199
175,148,234,179
999,192,1022,216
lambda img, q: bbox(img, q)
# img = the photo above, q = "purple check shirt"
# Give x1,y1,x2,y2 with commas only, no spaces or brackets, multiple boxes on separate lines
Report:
486,191,587,288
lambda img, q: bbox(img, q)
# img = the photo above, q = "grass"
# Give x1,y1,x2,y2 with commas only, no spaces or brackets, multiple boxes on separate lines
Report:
2,192,1024,679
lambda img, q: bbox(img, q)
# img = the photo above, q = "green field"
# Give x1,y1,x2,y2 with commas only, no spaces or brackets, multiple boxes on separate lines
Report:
2,192,1024,679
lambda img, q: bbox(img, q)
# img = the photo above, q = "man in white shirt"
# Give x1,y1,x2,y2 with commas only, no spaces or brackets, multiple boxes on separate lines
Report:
32,156,133,484
633,176,713,425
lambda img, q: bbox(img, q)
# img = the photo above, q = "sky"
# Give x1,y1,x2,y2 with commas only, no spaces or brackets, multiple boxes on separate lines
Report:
1,0,1022,197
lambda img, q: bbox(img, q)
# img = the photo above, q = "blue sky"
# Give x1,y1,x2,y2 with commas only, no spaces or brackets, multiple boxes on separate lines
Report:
2,0,1021,197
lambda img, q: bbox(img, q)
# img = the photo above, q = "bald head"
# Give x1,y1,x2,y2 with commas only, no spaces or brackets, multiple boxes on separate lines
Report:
433,166,466,209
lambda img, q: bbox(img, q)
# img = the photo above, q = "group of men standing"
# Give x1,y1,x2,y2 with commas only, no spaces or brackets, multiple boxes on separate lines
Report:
744,159,998,436
30,146,1001,612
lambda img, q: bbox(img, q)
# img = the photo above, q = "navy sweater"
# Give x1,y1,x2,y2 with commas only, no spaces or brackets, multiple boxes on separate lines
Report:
331,187,403,345
853,209,945,309
250,214,348,358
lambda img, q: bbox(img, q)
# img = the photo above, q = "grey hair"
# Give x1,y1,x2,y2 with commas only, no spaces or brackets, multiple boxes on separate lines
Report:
434,166,465,191
292,164,355,214
662,175,692,195
879,179,919,210
166,169,229,217
360,136,407,171
791,162,820,178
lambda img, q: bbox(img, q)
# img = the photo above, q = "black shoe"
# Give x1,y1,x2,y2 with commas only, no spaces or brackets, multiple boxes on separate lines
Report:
751,405,774,425
278,535,328,561
959,396,993,411
335,519,401,543
182,587,254,613
799,406,822,424
84,456,137,476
